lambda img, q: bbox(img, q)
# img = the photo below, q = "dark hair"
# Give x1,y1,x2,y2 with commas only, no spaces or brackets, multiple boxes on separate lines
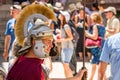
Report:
59,14,67,27
62,15,67,26
92,3,99,11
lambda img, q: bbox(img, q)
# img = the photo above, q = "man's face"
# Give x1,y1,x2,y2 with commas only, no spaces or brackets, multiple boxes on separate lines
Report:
32,38,53,58
10,9,20,17
41,38,53,54
105,11,113,19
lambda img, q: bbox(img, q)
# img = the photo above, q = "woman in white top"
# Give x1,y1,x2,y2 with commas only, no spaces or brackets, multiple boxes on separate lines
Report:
56,11,74,77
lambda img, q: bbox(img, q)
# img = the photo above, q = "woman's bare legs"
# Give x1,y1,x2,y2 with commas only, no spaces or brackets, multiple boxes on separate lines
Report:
89,64,97,80
63,63,73,78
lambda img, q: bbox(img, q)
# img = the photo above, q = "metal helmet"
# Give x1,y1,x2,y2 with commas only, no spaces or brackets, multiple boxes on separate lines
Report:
15,4,56,58
29,23,54,58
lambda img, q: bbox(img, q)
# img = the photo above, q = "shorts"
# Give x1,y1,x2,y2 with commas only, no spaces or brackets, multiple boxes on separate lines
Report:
61,48,74,63
91,47,101,64
91,54,100,64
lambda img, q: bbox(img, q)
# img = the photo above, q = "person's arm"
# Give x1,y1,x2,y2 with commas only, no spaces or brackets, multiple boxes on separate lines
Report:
56,25,73,42
3,35,11,61
105,27,116,34
98,61,107,80
106,18,120,34
50,69,87,80
85,15,91,29
85,25,98,40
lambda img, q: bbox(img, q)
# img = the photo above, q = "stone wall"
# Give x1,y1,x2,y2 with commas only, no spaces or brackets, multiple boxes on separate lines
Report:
0,5,11,64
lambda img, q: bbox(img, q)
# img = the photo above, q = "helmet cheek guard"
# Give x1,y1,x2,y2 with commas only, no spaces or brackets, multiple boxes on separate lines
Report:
34,40,49,58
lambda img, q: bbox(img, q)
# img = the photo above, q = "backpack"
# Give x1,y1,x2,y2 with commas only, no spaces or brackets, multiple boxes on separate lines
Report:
68,20,79,46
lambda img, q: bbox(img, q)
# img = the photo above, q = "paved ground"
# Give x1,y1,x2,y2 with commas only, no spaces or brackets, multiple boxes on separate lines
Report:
49,61,111,80
2,61,111,80
0,53,5,65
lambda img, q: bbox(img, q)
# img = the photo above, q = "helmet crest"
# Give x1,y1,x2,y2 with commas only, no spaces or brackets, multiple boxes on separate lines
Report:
15,4,56,46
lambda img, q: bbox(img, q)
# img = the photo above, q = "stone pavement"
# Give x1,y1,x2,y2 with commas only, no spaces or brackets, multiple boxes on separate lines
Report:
2,61,110,80
49,61,111,80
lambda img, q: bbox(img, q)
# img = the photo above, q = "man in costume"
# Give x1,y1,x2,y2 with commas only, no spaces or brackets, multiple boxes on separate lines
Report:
6,3,87,80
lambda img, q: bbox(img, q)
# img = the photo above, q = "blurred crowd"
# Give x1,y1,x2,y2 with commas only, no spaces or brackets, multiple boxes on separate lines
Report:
3,0,120,80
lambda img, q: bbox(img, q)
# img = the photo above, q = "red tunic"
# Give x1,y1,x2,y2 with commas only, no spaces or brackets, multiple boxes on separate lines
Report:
6,56,45,80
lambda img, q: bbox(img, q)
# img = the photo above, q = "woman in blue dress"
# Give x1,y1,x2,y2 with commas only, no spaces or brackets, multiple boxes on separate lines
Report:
85,12,105,80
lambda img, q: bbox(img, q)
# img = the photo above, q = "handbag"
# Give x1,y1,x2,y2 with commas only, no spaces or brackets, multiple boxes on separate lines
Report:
85,37,102,47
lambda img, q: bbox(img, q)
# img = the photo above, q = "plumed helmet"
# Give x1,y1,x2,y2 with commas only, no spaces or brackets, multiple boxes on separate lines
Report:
14,4,56,57
15,4,56,47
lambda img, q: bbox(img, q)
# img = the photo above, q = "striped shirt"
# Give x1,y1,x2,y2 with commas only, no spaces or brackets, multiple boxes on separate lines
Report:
100,33,120,80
